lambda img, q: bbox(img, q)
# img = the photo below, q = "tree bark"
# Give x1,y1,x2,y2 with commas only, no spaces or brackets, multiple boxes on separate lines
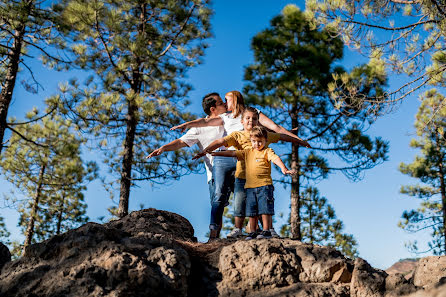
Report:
23,163,46,254
0,20,27,155
118,99,137,218
438,138,446,254
290,105,301,240
56,195,65,235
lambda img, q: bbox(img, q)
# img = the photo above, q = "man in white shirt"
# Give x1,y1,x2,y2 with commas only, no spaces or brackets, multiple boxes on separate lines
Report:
147,93,228,241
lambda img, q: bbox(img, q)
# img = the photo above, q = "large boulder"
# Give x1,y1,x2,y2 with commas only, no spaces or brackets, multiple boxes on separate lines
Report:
0,210,194,297
350,257,387,297
0,242,10,271
412,256,446,289
217,239,353,296
105,208,195,241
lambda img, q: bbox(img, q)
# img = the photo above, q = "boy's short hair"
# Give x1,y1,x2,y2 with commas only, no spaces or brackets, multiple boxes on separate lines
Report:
250,126,268,139
202,92,221,115
243,106,259,117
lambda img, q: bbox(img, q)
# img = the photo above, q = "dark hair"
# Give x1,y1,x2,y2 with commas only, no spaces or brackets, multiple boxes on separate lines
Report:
202,92,221,115
250,126,268,139
243,106,259,117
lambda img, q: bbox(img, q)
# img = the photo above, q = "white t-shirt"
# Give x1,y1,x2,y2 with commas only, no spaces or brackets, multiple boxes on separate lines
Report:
220,112,243,135
180,123,225,182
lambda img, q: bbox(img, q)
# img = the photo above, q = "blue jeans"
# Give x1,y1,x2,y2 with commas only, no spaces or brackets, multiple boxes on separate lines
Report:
233,178,247,217
209,156,236,230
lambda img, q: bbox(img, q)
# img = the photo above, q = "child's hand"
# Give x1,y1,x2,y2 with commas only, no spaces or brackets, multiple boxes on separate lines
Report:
170,123,188,132
282,168,296,175
192,151,206,160
146,147,164,159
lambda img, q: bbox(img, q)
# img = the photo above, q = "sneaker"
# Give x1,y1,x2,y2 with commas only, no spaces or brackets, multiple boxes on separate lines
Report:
227,228,243,238
269,228,280,238
245,232,258,240
257,230,272,239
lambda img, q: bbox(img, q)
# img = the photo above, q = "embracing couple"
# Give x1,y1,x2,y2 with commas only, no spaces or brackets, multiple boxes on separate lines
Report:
147,91,310,241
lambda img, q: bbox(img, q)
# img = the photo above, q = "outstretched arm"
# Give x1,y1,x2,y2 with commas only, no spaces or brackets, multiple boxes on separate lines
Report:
171,117,224,132
259,112,311,148
278,133,311,148
211,151,237,157
146,139,187,158
272,157,296,175
192,138,229,160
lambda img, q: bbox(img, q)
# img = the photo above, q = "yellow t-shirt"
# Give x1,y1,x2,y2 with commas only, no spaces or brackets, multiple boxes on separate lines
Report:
224,131,280,179
235,147,279,188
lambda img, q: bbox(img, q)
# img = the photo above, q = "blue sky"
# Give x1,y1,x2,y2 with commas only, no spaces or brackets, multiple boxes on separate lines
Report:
0,0,433,269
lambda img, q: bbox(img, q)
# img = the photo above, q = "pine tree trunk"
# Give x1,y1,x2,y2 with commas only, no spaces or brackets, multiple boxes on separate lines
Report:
290,106,301,240
0,22,27,155
118,99,137,218
56,195,65,235
439,162,446,255
23,163,46,253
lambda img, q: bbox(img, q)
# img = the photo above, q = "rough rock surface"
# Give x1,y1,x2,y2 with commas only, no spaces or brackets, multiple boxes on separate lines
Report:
412,256,446,289
0,207,442,297
0,242,11,271
0,209,194,297
404,282,446,297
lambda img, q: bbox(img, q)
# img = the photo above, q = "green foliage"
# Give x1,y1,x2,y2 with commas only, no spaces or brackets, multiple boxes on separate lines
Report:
0,216,10,245
243,5,388,238
0,109,97,247
398,88,446,255
52,0,212,216
307,0,446,112
281,187,358,258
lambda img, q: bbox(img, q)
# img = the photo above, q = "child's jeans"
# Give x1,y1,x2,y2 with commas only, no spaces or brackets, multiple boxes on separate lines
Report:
209,156,236,231
246,185,275,217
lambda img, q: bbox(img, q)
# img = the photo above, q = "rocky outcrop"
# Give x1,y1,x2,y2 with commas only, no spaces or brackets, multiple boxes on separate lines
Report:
412,256,446,289
0,242,10,271
0,209,195,297
0,208,443,297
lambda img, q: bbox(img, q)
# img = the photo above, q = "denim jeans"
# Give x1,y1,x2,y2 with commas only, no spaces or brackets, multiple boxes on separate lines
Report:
233,178,247,217
246,185,275,217
209,156,236,230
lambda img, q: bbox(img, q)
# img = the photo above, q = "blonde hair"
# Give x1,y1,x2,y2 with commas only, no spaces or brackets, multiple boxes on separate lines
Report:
250,126,268,139
226,90,245,118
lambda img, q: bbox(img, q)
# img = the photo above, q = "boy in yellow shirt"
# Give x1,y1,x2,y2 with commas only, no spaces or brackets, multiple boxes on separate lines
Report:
211,126,295,240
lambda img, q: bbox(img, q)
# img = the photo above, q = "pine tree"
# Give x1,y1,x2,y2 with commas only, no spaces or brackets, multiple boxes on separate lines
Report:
0,110,97,254
53,0,212,217
243,5,389,239
398,89,446,255
0,0,69,154
307,0,446,113
281,187,358,258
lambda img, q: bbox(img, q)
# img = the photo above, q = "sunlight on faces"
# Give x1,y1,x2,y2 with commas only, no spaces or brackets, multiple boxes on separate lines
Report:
241,110,259,131
250,135,266,151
